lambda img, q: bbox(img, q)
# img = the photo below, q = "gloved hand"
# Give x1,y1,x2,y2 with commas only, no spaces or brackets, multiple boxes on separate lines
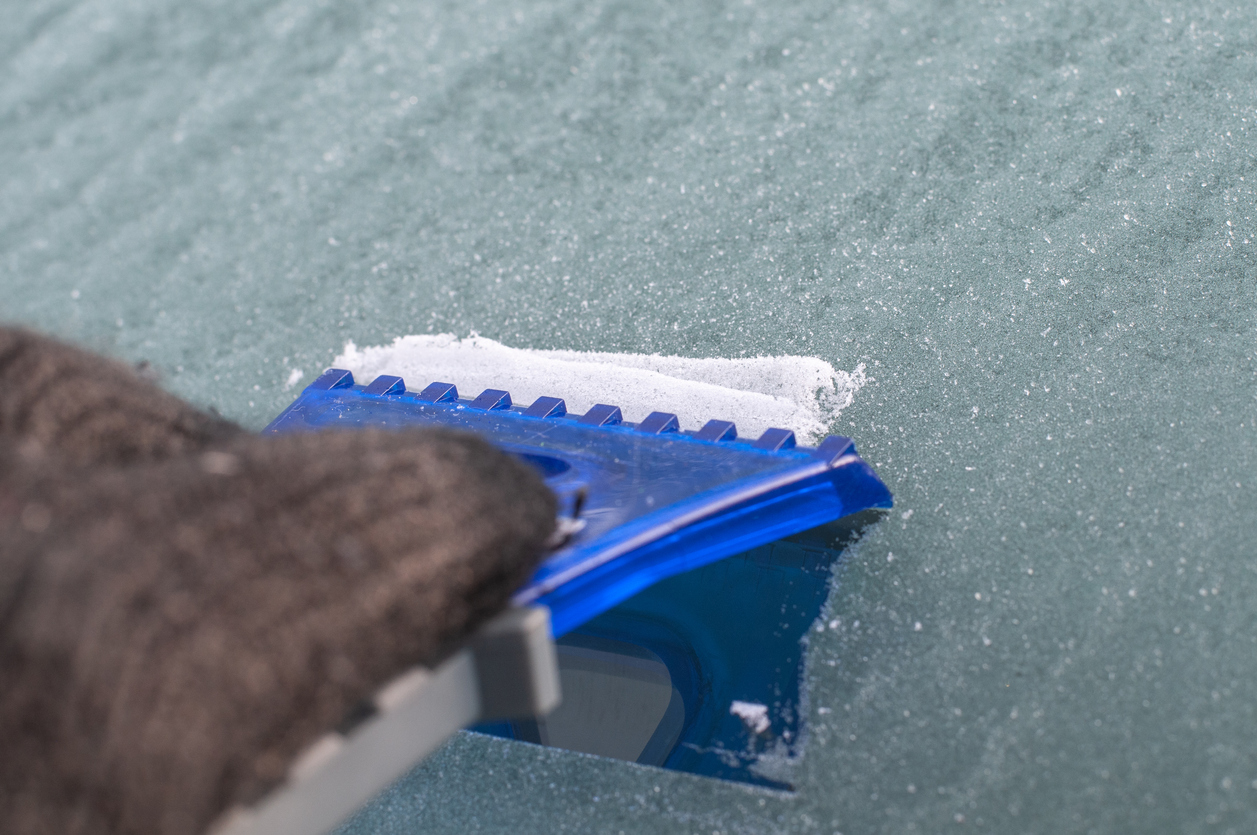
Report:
0,328,556,835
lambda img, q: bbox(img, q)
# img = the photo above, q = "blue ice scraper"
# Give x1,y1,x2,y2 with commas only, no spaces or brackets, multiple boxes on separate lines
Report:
227,368,890,835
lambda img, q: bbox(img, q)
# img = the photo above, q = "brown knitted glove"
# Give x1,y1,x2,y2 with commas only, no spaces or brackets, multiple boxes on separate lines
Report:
0,330,556,835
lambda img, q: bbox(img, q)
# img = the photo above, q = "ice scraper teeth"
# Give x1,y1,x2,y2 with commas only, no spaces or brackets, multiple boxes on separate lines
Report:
266,368,892,637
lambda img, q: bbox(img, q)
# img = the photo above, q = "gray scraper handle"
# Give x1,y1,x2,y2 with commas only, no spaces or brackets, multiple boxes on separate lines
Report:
210,606,560,835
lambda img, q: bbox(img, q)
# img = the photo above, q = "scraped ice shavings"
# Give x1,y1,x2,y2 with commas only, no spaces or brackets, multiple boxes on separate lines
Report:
730,701,771,735
333,334,864,443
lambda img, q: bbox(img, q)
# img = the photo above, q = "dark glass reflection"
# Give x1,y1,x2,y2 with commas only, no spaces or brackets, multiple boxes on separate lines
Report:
473,511,882,789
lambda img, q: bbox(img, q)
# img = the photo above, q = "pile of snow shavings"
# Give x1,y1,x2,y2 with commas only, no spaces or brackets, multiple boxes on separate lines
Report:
334,334,865,443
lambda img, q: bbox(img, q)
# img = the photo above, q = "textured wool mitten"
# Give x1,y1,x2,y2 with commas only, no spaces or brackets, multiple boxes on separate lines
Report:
0,327,243,467
0,329,557,835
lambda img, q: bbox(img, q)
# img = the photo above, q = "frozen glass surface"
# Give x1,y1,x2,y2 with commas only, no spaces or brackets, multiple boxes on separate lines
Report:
3,0,1256,832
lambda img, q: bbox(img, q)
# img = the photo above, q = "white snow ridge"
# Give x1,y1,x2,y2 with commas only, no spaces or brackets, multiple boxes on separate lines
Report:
332,334,865,443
